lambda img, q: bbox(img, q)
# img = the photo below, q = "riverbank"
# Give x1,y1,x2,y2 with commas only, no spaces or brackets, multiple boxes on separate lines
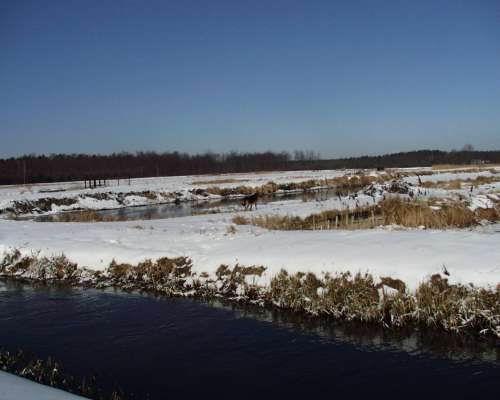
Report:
0,372,86,400
1,248,499,338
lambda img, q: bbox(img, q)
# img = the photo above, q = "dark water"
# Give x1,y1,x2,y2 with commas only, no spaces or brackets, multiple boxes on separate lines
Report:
0,280,498,399
33,189,337,222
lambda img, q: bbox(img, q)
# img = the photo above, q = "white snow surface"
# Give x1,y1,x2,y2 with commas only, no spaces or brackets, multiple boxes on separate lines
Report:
0,371,86,400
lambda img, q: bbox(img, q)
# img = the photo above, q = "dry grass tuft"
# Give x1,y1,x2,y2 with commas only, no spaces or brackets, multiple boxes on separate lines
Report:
0,250,79,282
379,198,478,228
416,275,500,334
269,270,499,335
233,206,378,230
107,257,193,291
214,264,267,299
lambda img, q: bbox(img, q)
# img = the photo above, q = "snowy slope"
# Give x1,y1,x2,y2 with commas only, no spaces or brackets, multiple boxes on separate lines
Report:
0,372,86,400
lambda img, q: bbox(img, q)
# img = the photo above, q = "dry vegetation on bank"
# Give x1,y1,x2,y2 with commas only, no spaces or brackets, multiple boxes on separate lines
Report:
233,197,500,230
1,250,498,338
0,349,126,400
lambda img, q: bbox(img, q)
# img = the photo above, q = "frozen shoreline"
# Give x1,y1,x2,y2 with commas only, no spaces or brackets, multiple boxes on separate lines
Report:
0,371,86,400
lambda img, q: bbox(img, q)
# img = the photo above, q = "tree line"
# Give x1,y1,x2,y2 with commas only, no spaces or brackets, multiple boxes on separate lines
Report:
0,149,499,185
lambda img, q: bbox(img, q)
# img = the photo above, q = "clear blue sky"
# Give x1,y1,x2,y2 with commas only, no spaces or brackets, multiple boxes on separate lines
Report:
1,0,499,158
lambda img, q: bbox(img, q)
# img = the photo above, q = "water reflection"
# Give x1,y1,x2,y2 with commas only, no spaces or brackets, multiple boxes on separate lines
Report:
207,300,499,363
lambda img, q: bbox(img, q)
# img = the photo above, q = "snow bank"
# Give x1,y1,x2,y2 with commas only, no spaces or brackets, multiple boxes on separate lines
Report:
0,372,86,400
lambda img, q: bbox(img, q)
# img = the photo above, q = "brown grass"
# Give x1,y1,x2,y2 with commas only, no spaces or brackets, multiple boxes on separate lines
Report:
379,198,478,228
0,250,79,281
233,197,499,230
268,270,499,334
107,257,193,291
233,206,378,231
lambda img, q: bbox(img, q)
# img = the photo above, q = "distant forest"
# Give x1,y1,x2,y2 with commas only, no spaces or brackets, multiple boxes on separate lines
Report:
1,149,499,185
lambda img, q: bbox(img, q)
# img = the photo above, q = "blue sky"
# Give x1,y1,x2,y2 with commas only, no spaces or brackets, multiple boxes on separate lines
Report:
1,0,499,158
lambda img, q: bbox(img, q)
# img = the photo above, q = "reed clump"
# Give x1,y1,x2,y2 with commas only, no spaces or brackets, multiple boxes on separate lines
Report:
107,257,193,292
215,264,267,299
0,250,79,282
233,206,379,231
267,270,499,335
416,275,500,335
379,198,477,228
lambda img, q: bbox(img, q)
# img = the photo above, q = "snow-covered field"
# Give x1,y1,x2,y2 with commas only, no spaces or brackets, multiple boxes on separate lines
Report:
0,372,86,400
1,166,499,291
